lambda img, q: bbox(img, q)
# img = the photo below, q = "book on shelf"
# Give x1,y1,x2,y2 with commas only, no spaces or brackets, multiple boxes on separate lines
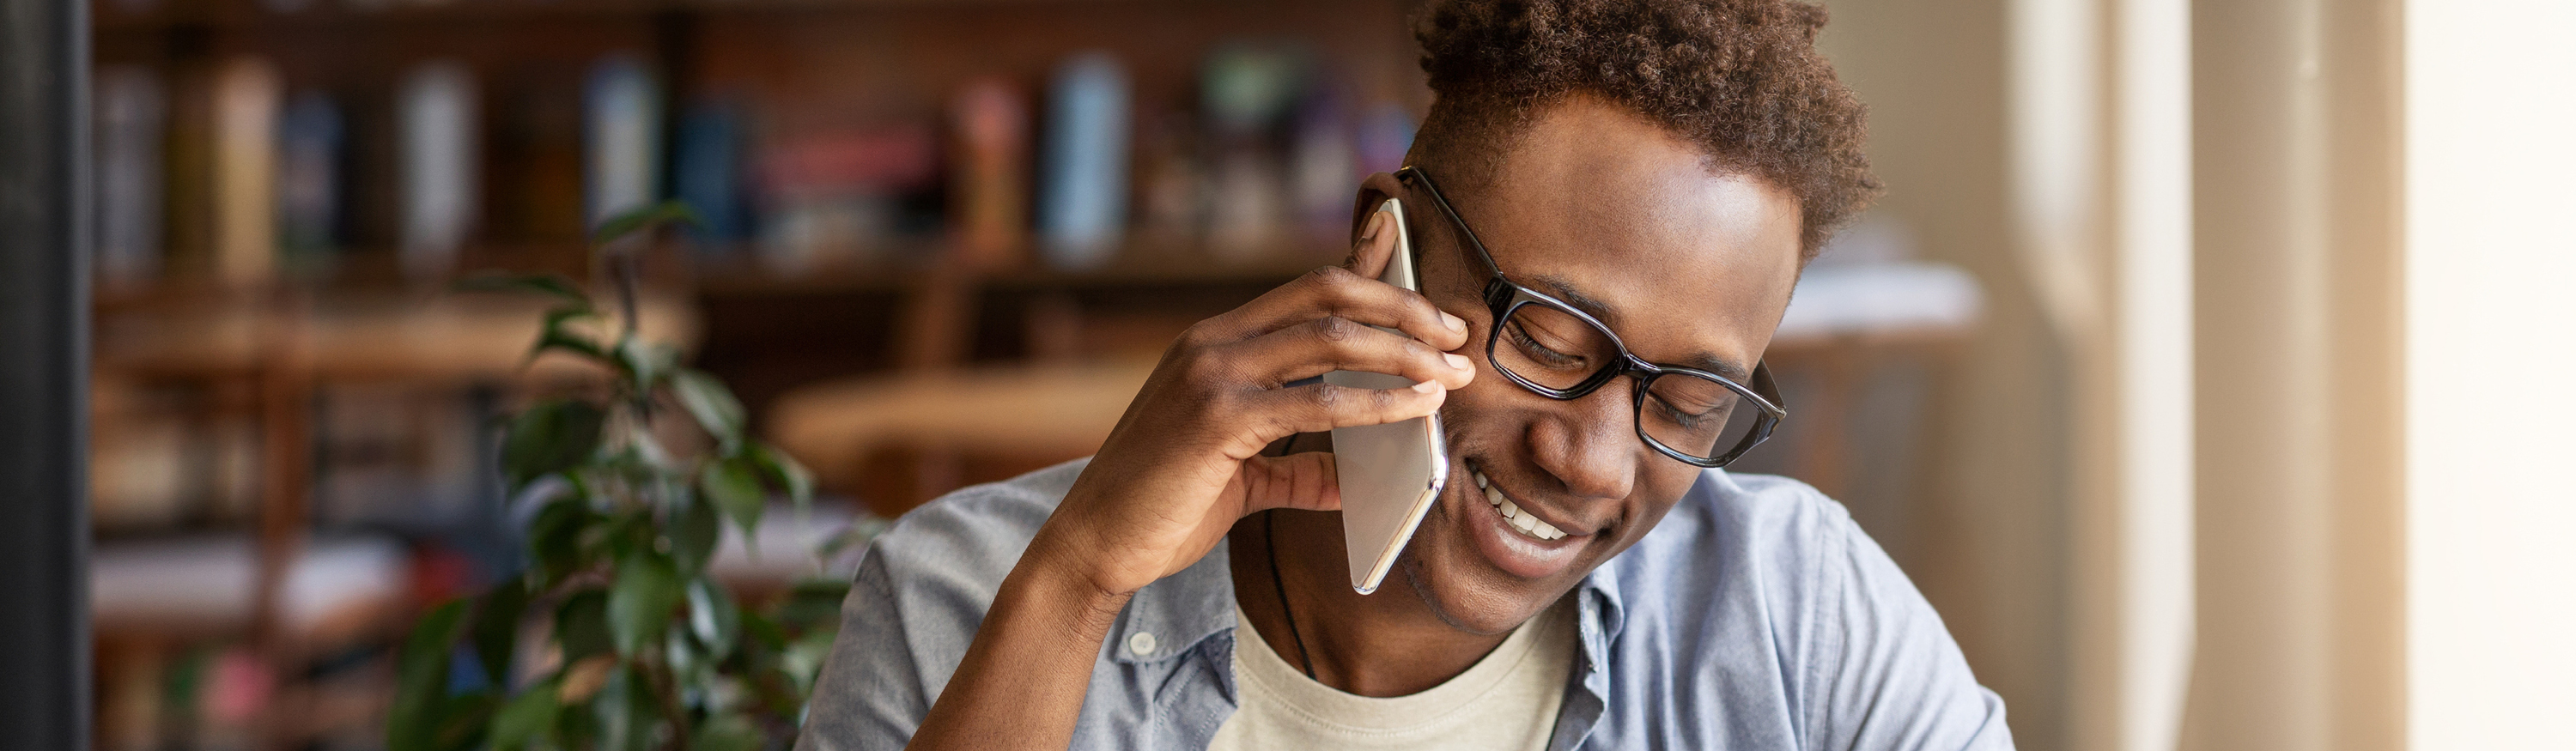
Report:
399,61,478,281
675,99,751,247
94,65,167,290
276,91,346,269
1200,45,1302,263
1289,79,1357,237
211,57,280,288
756,124,938,274
1036,51,1129,270
584,55,663,232
951,76,1031,271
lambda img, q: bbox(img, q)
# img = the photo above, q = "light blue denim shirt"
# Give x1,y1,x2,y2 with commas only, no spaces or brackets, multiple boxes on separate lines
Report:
798,458,2014,750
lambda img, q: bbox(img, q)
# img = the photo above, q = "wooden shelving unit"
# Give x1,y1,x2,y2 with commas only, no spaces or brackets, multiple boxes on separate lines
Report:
88,0,1423,746
84,0,1983,746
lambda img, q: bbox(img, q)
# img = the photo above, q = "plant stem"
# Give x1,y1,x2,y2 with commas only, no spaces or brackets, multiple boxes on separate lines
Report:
613,245,642,342
641,652,692,751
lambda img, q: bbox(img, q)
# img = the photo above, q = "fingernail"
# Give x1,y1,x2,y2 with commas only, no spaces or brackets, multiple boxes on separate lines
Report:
1444,353,1471,371
1359,211,1388,244
1412,379,1442,394
1441,312,1467,333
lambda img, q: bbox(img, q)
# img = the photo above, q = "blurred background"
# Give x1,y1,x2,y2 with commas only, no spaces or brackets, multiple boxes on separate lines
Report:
4,0,2566,748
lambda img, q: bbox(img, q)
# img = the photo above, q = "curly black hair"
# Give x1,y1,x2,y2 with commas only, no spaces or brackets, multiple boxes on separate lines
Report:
1410,0,1880,258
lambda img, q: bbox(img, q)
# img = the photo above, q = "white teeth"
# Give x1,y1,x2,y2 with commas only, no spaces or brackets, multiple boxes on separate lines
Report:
1473,470,1569,542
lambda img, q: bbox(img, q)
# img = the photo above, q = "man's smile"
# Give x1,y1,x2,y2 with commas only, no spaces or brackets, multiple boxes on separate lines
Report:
1454,458,1592,580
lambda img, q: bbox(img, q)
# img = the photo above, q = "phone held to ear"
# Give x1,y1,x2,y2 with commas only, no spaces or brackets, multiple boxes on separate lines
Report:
1326,198,1452,595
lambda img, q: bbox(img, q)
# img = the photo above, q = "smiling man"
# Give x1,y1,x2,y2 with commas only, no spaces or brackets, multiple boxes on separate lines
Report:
798,1,2011,749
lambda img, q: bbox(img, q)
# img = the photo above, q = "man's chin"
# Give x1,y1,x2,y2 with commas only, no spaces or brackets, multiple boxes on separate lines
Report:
1395,518,1581,636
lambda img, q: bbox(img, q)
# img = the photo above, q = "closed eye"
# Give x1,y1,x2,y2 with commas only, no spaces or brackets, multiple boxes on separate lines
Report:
1504,319,1587,368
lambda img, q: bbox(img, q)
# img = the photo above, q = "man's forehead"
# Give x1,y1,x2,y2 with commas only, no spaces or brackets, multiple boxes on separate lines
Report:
1458,106,1803,381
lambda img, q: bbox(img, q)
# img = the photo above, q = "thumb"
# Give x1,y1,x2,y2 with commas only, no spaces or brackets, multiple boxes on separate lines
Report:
1344,207,1397,280
1241,451,1341,514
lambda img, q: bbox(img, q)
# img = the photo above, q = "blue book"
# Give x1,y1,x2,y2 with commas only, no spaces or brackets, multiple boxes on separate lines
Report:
672,100,748,248
1037,51,1131,270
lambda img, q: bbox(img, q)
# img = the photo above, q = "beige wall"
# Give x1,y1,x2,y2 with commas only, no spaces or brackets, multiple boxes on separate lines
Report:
1818,3,2076,750
2184,0,2406,749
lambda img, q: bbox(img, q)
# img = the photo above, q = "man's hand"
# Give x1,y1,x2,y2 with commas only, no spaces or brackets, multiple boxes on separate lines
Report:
1030,208,1476,598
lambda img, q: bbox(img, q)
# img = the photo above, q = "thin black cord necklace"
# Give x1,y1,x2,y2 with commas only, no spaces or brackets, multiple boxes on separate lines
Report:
1263,511,1319,680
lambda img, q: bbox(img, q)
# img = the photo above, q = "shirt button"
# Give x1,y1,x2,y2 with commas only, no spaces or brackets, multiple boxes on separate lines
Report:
1127,631,1157,657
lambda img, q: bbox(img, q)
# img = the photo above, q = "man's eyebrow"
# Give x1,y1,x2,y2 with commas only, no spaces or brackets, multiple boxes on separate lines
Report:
1531,274,1621,326
1529,273,1753,382
1682,354,1753,383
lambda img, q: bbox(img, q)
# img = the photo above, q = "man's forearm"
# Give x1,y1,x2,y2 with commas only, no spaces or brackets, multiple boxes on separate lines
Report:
905,552,1132,750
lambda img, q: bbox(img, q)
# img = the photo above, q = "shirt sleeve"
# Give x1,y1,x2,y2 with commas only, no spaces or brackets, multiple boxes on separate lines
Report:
795,548,927,751
1807,513,2015,751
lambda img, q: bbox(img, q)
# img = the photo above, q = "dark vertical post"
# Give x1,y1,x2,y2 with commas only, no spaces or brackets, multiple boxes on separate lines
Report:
0,0,90,746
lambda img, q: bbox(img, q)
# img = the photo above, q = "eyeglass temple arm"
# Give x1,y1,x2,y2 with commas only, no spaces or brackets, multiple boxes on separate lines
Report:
1396,167,1509,281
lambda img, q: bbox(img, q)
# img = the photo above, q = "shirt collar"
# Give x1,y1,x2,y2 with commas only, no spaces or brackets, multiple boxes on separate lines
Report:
1109,536,1632,674
1112,533,1632,751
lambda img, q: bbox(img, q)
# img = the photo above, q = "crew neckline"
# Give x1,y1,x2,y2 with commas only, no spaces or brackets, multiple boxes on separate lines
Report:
1228,597,1572,734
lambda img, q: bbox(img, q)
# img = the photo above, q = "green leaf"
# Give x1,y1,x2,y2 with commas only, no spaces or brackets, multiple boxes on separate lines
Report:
530,306,608,365
471,581,529,688
690,712,766,751
552,690,602,751
749,442,816,509
686,577,742,655
526,495,596,586
592,665,665,751
590,199,704,245
698,458,767,542
670,494,720,574
455,273,593,306
608,552,683,656
555,590,612,664
433,689,498,751
488,679,562,751
613,336,679,390
671,369,747,448
738,609,788,652
388,600,471,751
500,400,605,490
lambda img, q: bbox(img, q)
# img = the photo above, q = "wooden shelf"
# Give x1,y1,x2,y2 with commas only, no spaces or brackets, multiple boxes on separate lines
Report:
689,238,1340,297
91,0,1336,33
94,285,699,383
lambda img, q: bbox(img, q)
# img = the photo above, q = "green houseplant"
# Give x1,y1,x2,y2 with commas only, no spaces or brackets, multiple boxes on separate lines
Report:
391,203,856,751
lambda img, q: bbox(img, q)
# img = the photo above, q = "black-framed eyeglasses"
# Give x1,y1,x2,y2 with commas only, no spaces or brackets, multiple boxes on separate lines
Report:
1395,166,1786,469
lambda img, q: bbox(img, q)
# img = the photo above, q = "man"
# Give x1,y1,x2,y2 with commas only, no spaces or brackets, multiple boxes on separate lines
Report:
799,1,2012,748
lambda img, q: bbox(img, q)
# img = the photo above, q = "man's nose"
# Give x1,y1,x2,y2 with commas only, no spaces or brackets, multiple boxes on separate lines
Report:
1524,384,1639,502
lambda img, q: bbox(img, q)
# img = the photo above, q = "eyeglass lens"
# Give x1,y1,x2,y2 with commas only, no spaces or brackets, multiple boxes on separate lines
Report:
1490,303,1763,463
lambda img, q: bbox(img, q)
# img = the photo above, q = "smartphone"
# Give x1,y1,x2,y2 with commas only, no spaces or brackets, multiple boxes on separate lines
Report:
1325,198,1451,595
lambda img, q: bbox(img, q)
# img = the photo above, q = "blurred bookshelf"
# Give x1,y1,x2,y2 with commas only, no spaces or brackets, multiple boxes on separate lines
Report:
82,0,1989,747
88,0,1421,747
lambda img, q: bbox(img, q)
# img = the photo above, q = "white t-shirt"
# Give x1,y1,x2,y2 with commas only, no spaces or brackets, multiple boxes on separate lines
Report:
1206,597,1576,751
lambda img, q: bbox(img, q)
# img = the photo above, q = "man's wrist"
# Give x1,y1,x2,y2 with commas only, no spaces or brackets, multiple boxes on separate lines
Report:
997,536,1135,645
